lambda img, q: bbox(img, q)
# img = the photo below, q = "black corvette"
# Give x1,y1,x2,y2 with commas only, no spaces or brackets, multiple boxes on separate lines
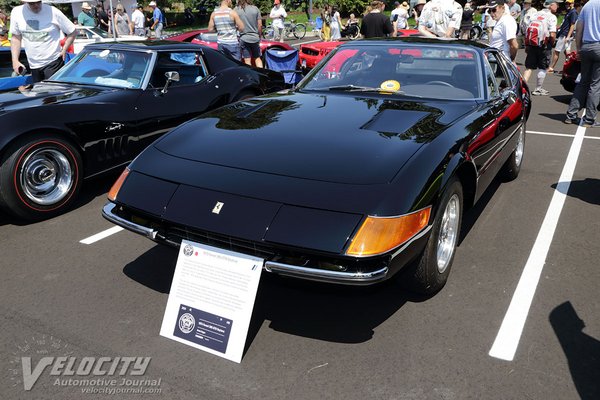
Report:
0,41,283,220
104,38,530,294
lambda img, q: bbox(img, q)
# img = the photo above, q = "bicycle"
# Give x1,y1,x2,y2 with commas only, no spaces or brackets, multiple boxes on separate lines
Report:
262,19,307,40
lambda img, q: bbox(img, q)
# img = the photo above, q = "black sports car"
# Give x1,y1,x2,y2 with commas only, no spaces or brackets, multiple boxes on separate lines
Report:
0,41,284,220
104,38,530,294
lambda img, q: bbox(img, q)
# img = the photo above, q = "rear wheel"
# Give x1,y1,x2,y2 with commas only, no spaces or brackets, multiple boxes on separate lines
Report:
293,23,307,39
403,177,463,295
0,135,82,221
500,121,525,181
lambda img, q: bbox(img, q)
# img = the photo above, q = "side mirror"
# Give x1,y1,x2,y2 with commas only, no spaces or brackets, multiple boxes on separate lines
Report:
161,71,180,94
502,90,517,105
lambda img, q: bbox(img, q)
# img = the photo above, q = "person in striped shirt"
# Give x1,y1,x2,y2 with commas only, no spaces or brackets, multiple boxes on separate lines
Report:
208,0,245,60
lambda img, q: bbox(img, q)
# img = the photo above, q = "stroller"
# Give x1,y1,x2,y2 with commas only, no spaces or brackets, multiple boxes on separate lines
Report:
341,22,360,40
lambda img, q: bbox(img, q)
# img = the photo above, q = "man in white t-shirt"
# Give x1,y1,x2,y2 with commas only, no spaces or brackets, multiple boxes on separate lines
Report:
131,4,146,36
418,0,463,38
10,0,75,83
487,0,518,62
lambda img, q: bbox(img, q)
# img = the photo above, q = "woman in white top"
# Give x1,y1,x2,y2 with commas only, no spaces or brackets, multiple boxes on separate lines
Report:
330,6,342,40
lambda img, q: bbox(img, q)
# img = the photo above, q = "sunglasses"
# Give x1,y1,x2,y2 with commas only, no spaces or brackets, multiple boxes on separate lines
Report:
489,6,500,13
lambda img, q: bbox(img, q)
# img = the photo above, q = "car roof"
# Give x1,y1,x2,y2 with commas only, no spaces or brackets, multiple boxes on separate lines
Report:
339,37,490,51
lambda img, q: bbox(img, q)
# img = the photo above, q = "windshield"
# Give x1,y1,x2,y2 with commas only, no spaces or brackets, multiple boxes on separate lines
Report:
50,48,152,89
301,44,482,100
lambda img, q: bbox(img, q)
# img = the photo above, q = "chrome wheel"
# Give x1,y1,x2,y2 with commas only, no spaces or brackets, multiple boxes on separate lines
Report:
436,193,460,273
19,148,73,206
515,124,525,167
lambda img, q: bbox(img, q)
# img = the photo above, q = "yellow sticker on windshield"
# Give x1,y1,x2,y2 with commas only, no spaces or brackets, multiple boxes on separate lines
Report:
380,80,400,92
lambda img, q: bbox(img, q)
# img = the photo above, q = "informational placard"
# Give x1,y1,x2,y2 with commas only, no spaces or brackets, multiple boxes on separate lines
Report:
160,240,263,363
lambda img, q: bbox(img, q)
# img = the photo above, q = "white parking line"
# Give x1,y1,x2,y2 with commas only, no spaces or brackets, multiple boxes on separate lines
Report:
80,226,123,245
527,130,600,140
489,122,587,361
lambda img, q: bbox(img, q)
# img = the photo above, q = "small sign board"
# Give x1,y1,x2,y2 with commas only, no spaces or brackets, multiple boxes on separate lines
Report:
160,240,263,363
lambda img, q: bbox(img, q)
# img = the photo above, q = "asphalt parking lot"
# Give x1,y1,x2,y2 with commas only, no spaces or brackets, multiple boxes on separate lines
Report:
1,49,599,400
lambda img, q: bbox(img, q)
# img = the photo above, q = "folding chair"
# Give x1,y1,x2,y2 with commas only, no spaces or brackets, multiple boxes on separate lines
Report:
265,48,303,87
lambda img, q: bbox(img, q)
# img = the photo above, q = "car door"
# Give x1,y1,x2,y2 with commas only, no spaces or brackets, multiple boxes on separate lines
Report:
134,50,226,151
469,50,519,195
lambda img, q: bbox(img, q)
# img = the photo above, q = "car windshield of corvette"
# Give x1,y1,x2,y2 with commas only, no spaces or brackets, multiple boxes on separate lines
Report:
302,45,482,100
49,49,152,89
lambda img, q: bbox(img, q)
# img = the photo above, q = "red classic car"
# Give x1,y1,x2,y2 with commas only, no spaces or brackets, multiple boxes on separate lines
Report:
299,29,421,70
167,29,293,61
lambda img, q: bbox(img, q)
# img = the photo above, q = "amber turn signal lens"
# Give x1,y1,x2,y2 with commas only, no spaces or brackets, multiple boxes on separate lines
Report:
345,207,432,257
107,167,130,201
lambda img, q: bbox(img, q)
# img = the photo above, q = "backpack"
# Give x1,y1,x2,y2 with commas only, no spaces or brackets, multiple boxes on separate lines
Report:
525,13,549,47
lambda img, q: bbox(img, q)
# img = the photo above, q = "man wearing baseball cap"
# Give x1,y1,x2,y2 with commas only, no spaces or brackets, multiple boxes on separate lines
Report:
485,0,518,62
9,0,76,83
522,0,560,96
548,0,578,73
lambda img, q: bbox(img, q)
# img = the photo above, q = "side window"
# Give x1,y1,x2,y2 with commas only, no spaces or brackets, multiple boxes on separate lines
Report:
484,51,510,97
151,52,208,87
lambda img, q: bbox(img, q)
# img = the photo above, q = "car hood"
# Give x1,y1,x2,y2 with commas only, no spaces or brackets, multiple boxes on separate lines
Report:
0,82,114,111
154,91,474,185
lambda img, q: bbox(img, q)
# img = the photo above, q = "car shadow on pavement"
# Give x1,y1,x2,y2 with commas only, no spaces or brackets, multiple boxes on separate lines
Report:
551,178,600,206
246,274,428,349
0,210,23,227
549,301,600,400
123,245,178,293
459,177,502,246
123,244,429,350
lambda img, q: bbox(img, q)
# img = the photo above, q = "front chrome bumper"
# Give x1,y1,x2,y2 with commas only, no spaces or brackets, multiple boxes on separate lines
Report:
102,202,389,285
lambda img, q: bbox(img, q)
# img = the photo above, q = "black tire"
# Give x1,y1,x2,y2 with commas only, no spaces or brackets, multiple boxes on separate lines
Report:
293,23,307,39
500,121,525,181
403,177,463,295
470,26,482,40
0,135,83,221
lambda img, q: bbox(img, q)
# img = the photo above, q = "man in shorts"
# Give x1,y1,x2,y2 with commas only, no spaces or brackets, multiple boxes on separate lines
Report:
235,0,262,67
522,0,560,95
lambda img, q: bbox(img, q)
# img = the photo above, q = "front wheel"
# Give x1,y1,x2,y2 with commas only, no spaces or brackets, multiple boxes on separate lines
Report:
403,177,463,295
293,23,307,39
0,135,82,221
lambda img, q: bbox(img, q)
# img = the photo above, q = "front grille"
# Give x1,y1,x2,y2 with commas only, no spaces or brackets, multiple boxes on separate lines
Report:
163,225,277,260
